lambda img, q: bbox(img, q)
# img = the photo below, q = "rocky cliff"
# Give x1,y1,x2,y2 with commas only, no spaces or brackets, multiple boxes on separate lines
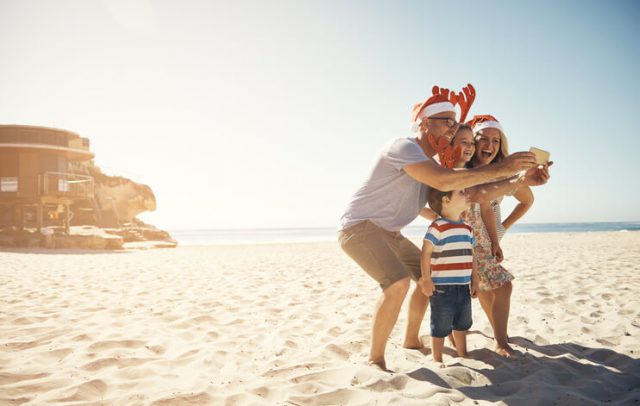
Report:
84,165,157,227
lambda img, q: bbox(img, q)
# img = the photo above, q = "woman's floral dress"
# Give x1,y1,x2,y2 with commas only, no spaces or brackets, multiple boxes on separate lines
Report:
462,198,514,291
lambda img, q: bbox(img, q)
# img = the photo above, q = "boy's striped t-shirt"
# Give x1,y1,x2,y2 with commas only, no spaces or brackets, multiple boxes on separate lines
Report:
424,217,475,285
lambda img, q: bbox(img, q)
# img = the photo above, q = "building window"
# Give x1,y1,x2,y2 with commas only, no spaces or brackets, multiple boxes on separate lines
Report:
0,177,18,192
58,179,69,192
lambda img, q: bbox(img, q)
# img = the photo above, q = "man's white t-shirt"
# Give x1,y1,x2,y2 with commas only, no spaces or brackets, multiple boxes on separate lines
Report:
340,137,431,232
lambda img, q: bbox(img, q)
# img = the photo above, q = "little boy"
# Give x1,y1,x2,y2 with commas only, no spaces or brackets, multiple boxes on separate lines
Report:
420,187,479,363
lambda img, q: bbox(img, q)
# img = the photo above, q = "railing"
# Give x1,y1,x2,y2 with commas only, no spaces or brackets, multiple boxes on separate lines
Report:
42,172,94,198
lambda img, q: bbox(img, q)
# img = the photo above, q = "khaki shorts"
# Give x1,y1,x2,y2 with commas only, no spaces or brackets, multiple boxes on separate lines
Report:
338,220,421,290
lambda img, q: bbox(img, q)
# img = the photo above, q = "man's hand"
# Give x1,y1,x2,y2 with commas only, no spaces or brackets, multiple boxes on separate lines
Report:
418,276,435,297
523,161,553,187
499,152,537,175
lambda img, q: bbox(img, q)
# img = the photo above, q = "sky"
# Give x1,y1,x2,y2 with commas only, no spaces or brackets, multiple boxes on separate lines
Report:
1,0,639,230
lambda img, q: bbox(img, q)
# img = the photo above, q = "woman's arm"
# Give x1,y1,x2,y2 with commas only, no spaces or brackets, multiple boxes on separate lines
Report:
502,186,534,230
480,202,503,262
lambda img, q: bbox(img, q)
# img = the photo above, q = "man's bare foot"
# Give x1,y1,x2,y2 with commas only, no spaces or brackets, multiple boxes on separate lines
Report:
402,338,424,350
368,359,393,372
495,343,515,357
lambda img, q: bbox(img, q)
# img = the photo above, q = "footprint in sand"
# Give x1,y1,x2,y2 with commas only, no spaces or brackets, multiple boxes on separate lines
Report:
81,357,149,371
0,372,50,385
150,392,211,406
145,344,166,355
2,340,48,351
72,334,92,342
54,379,108,402
190,315,215,324
324,344,351,360
88,339,146,352
366,375,410,391
12,316,47,325
39,348,74,361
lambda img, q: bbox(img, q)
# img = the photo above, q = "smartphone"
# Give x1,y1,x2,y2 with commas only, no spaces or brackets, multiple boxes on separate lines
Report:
529,147,550,165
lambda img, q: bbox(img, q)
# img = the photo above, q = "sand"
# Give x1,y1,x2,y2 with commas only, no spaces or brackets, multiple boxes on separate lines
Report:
1,231,639,405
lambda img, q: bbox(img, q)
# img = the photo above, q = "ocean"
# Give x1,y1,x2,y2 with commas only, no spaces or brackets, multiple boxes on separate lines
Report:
169,221,640,246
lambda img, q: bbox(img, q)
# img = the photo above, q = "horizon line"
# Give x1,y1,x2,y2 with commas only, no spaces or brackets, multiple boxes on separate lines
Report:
165,220,640,232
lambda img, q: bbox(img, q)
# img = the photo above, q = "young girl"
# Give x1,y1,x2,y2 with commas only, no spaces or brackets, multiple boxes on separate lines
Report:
451,124,475,169
464,115,534,357
419,125,475,221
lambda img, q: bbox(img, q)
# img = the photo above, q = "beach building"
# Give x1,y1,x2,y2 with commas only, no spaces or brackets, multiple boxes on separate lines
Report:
0,125,95,233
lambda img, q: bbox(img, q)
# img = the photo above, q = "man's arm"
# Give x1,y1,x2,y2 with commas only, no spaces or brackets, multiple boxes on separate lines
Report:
404,152,538,191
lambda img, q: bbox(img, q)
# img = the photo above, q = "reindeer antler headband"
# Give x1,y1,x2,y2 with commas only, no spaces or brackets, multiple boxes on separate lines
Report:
413,84,477,169
412,84,476,125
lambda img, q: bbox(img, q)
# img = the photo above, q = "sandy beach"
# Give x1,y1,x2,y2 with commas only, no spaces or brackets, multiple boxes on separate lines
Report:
1,231,639,405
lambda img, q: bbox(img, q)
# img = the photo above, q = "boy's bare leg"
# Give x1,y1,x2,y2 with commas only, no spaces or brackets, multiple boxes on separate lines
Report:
369,278,410,370
403,285,429,349
492,281,514,356
452,330,468,357
432,336,445,363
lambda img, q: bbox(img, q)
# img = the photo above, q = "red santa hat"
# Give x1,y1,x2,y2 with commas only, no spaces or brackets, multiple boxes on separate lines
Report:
467,114,505,134
466,114,509,157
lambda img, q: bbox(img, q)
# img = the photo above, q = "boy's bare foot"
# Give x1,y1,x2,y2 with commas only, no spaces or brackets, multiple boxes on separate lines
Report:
368,359,393,372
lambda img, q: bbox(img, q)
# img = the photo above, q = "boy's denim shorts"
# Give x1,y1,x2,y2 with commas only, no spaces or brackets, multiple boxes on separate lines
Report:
429,284,472,338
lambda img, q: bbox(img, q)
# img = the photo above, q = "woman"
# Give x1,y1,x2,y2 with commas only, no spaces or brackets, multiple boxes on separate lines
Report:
464,114,534,356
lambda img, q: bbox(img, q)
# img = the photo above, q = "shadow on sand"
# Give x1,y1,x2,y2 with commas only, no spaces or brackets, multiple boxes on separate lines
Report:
406,335,640,405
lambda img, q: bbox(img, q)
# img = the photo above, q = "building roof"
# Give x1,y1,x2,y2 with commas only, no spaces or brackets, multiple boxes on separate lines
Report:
0,124,94,161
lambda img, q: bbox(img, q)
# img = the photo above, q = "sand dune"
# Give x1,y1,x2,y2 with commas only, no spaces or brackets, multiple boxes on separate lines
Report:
1,231,639,405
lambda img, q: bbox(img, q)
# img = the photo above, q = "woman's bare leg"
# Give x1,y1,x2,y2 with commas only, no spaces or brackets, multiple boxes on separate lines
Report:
491,281,514,356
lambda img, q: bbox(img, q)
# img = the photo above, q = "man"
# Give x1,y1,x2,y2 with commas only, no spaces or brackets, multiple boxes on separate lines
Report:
338,85,551,371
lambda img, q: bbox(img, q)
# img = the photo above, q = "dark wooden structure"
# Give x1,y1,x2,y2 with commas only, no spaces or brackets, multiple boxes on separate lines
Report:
0,125,95,233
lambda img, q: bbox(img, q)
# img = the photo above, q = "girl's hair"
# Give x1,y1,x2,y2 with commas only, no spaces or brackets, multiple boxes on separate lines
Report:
475,129,509,165
427,188,452,216
452,124,473,138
